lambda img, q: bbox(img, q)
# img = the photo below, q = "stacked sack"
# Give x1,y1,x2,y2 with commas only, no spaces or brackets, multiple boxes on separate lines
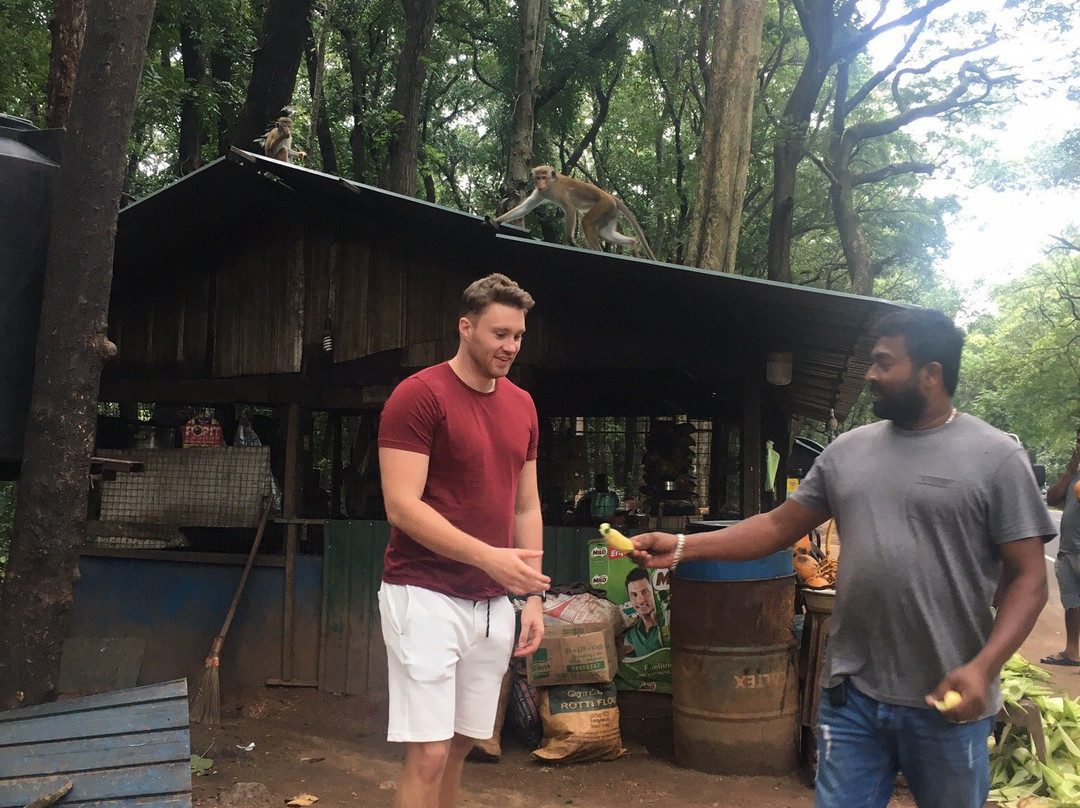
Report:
472,590,633,764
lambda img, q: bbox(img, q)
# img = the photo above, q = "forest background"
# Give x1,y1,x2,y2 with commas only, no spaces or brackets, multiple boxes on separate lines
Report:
0,0,1079,573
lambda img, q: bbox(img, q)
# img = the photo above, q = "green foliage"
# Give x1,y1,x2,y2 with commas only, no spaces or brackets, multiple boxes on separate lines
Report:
1032,129,1080,188
3,0,1069,316
0,0,50,125
958,239,1080,475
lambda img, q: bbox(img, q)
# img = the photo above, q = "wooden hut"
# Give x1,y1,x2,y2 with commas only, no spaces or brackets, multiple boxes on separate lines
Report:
62,149,904,699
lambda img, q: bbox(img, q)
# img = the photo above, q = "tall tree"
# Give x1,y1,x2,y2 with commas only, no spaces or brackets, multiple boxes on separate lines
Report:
684,0,765,273
379,0,437,193
231,0,316,151
305,1,338,174
822,55,990,295
499,0,550,209
46,0,86,128
0,0,156,709
765,0,953,283
178,6,207,175
339,0,394,183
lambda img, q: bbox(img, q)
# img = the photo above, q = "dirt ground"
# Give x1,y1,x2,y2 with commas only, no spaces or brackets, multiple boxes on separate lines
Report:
190,684,840,808
188,564,1080,808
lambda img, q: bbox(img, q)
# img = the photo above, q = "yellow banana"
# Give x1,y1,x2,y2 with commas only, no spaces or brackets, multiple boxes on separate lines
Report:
934,690,962,711
599,522,634,552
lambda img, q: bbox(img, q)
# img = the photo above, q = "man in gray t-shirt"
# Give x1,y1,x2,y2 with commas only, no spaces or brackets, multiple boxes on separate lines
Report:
630,309,1052,808
1042,427,1080,666
790,413,1051,714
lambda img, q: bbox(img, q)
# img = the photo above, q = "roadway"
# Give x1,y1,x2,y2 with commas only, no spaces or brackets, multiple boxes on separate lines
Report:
1017,507,1079,699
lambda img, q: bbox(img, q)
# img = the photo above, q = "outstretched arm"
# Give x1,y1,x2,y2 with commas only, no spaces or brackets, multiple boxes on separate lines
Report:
490,189,546,226
631,498,828,569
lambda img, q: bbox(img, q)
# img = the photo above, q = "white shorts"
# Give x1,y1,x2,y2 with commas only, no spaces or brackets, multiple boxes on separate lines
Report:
379,583,514,743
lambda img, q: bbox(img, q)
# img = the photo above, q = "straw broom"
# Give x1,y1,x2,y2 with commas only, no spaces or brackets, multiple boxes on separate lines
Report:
189,496,274,724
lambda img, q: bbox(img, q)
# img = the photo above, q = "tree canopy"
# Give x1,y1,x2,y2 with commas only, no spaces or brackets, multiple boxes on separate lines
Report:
3,0,1078,446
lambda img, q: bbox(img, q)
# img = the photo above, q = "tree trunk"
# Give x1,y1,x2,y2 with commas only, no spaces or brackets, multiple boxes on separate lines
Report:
210,49,234,157
305,24,338,175
685,0,765,273
378,0,437,194
499,0,549,211
341,24,368,182
764,0,953,283
45,0,86,129
764,0,835,283
230,0,316,151
831,176,874,296
0,0,156,710
178,11,206,175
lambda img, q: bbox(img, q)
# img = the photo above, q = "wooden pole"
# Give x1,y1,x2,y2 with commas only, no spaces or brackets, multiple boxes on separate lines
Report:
282,402,302,682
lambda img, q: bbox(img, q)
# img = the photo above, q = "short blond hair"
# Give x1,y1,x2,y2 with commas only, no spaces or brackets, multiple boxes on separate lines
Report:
460,273,535,317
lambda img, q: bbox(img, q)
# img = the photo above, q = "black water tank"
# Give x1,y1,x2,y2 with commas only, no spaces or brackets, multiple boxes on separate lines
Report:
0,115,64,472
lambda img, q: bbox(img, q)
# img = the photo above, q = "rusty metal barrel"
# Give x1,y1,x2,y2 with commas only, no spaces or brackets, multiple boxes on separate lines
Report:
671,550,799,775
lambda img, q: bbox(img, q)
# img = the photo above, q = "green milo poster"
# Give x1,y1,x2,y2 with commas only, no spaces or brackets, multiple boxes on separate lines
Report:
588,540,672,693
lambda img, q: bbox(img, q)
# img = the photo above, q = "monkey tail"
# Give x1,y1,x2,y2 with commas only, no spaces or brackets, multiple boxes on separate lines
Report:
615,198,657,261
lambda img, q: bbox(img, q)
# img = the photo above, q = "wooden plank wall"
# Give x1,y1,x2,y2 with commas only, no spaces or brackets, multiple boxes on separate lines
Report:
112,203,544,384
214,218,305,378
302,214,484,370
113,207,545,382
0,679,191,808
111,241,212,376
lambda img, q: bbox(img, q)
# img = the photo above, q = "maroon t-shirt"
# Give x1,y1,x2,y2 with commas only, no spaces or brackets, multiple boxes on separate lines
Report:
378,362,539,600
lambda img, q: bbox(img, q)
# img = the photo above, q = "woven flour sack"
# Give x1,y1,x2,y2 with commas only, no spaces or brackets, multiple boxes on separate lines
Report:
532,681,625,762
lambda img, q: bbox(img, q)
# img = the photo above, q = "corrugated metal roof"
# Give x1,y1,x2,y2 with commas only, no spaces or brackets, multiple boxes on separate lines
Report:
117,149,910,421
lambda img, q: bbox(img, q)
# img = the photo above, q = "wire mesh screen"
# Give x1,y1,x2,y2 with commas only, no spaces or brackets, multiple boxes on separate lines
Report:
545,416,713,517
89,447,272,550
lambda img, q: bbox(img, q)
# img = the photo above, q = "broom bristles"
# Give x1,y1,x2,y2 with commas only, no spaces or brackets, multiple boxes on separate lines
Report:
189,649,221,725
189,501,270,726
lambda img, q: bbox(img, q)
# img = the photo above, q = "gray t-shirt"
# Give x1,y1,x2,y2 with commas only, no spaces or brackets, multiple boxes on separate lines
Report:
790,413,1055,717
1059,470,1080,554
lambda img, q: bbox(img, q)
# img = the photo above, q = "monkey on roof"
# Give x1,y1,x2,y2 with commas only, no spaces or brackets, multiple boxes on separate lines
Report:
487,166,656,260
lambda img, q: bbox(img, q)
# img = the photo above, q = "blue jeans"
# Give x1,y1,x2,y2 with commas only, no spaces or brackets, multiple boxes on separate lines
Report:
815,681,994,808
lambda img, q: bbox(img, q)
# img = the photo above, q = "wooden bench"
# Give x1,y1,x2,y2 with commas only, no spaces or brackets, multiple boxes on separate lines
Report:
0,679,191,808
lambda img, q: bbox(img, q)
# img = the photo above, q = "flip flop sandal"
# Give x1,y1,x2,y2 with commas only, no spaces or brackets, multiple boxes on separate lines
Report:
1040,653,1080,666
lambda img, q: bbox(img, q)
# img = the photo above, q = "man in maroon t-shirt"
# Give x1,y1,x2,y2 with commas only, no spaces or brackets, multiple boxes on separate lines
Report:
377,273,550,808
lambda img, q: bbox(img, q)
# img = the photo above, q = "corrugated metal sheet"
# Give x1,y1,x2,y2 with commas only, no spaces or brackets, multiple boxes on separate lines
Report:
114,150,908,421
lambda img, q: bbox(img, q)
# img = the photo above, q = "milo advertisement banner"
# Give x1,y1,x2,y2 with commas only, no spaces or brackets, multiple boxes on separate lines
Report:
588,540,672,693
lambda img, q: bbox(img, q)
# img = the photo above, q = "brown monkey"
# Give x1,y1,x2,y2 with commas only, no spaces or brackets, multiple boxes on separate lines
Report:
263,117,306,163
488,166,656,260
